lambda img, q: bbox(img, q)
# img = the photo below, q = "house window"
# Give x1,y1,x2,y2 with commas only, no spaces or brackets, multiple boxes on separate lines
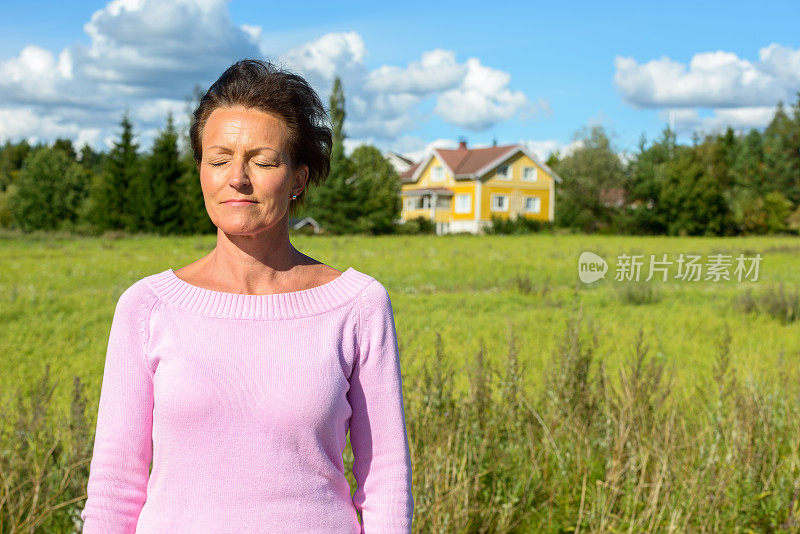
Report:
431,166,445,181
405,197,430,210
522,167,538,181
491,194,508,212
455,194,471,213
525,196,541,213
496,164,511,180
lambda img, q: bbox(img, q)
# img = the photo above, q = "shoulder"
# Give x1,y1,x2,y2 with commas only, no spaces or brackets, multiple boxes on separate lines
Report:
112,273,162,319
354,275,395,331
358,277,391,307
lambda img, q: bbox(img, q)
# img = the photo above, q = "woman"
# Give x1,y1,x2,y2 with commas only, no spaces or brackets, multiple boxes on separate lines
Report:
80,59,414,533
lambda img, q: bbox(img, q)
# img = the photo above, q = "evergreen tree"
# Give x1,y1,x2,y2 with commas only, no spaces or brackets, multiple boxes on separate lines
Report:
176,150,214,234
350,145,401,234
0,140,32,192
10,146,90,231
301,76,361,234
302,76,362,234
626,128,673,234
659,142,733,236
176,85,216,234
52,138,76,160
731,129,765,193
545,151,560,170
763,100,800,204
78,143,104,177
132,113,183,234
87,111,141,231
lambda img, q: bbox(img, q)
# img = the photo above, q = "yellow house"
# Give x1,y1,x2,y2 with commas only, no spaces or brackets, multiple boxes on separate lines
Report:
399,141,562,234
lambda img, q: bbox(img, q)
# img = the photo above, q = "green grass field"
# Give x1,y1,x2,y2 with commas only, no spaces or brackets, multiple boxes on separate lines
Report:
2,231,799,422
2,230,800,532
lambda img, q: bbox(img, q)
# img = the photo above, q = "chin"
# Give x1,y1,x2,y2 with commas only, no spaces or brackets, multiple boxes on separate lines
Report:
216,217,284,235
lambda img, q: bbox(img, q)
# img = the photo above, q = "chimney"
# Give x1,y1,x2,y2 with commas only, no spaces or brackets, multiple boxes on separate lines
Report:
457,136,467,150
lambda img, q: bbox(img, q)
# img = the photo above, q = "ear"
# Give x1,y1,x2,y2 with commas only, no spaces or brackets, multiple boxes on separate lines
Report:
294,164,309,195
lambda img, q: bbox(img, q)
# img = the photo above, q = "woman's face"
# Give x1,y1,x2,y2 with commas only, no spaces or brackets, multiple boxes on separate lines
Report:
199,105,308,236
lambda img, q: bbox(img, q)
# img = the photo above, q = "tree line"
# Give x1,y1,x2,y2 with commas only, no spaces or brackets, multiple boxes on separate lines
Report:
1,84,798,236
549,94,800,236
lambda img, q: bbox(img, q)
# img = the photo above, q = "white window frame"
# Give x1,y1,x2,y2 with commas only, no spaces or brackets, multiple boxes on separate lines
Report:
431,166,445,182
455,194,471,214
525,196,541,213
522,166,538,182
496,164,511,180
491,194,508,212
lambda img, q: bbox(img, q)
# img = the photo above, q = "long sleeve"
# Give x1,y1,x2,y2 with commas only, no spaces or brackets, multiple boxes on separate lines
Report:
348,280,414,533
80,283,156,533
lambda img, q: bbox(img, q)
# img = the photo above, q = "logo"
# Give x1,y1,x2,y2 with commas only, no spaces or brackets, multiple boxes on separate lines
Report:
578,252,607,283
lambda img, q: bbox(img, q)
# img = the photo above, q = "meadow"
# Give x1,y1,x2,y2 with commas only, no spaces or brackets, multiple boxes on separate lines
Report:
2,230,800,532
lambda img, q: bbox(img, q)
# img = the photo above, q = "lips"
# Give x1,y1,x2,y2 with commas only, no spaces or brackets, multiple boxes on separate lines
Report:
224,199,256,204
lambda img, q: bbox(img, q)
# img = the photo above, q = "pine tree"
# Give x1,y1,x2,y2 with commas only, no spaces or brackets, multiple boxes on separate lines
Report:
78,143,104,176
87,111,141,231
52,138,76,160
764,101,800,204
176,86,216,235
302,76,362,234
137,113,183,234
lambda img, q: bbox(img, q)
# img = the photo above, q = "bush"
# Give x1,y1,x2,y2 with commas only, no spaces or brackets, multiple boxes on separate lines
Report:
395,216,435,234
485,214,552,235
10,147,90,233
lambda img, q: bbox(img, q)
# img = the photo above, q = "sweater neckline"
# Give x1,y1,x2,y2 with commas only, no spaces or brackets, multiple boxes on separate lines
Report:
147,266,371,320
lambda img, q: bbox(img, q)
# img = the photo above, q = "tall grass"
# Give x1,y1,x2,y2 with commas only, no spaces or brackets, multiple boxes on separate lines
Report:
0,366,91,533
734,283,800,324
3,313,800,532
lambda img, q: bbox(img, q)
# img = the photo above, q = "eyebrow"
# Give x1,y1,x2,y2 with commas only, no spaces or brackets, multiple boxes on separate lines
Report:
208,145,281,157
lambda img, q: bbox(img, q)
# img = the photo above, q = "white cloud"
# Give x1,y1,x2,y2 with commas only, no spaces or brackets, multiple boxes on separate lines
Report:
0,0,260,149
660,106,777,135
0,107,96,145
0,0,534,149
279,35,537,138
520,139,584,162
278,31,367,93
434,58,535,131
75,0,260,96
614,44,800,109
365,49,466,94
134,98,189,123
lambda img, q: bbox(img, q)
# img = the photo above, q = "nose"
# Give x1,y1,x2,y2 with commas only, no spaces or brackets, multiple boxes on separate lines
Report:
228,157,251,188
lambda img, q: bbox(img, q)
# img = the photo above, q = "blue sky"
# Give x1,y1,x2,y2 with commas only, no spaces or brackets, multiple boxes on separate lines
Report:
1,0,799,161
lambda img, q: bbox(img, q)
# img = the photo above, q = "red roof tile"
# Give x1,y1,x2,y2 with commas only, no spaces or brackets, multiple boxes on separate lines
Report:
436,144,517,176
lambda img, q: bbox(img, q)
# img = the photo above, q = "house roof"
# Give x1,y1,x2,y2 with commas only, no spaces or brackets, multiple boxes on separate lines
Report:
599,187,627,207
400,143,563,184
436,145,517,176
386,151,415,166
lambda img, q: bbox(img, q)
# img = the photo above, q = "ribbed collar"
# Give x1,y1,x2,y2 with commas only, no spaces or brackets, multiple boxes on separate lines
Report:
146,267,373,320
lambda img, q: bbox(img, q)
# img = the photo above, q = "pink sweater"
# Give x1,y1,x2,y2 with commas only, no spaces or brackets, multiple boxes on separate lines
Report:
80,267,414,533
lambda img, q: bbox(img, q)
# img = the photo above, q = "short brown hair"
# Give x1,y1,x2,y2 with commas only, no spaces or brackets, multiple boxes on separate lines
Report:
190,59,332,216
